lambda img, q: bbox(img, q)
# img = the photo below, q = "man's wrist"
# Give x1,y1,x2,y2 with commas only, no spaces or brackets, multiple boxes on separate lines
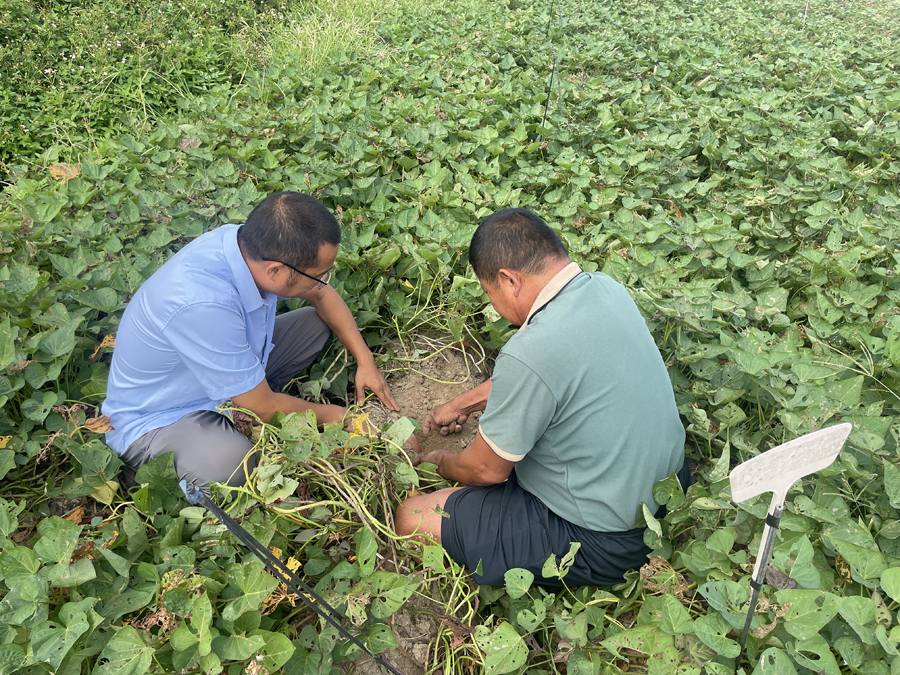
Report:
318,404,347,425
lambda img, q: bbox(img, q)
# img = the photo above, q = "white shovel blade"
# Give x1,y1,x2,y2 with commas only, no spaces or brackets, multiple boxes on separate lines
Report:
730,422,851,505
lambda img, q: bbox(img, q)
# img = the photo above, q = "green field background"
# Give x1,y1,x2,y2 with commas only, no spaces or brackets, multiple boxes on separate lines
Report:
0,0,899,672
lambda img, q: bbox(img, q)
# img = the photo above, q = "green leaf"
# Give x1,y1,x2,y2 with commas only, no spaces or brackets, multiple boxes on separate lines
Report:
473,622,527,675
366,623,398,655
786,634,840,675
830,539,886,588
33,516,82,564
750,648,797,675
392,461,419,488
504,568,534,599
555,612,588,648
659,595,694,636
210,633,265,661
773,590,841,640
601,625,674,658
39,317,82,358
840,596,878,645
44,557,97,588
693,613,740,658
0,547,41,583
0,574,48,626
21,391,59,423
885,460,900,509
222,562,279,620
699,581,751,630
356,527,378,577
652,472,686,511
250,630,295,671
0,644,25,675
421,545,447,573
881,568,900,602
94,626,154,675
29,603,89,670
516,599,547,632
170,625,199,653
134,452,183,512
191,592,213,656
352,571,419,619
886,326,900,367
0,450,14,482
98,546,132,577
0,316,15,370
708,442,731,483
386,417,418,447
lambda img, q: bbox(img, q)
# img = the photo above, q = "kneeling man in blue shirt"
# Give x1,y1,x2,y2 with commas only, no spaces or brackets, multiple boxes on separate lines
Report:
396,208,689,587
102,192,398,490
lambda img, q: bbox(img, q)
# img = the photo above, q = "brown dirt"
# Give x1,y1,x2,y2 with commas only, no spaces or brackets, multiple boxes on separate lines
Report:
345,334,490,674
348,590,444,675
362,333,489,456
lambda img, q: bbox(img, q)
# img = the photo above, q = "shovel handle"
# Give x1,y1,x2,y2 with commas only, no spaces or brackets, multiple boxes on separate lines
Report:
751,503,783,587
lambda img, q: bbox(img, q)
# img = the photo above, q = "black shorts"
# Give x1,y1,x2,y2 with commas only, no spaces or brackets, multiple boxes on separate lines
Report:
441,463,691,587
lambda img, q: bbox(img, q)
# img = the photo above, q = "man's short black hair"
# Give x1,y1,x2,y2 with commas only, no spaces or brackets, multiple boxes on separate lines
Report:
469,208,569,284
238,192,341,271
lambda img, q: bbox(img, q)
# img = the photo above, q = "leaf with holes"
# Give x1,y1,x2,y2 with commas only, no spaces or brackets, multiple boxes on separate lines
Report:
473,622,527,675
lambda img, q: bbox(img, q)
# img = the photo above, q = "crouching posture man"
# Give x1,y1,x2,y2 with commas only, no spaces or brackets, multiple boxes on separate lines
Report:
102,192,398,491
395,208,689,587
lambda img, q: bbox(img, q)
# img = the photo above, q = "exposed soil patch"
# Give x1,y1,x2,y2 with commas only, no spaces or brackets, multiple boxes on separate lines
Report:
349,589,444,675
363,333,490,456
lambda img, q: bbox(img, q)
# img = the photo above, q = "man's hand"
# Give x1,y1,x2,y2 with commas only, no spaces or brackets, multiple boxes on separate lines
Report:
414,449,445,467
423,401,469,435
355,360,399,411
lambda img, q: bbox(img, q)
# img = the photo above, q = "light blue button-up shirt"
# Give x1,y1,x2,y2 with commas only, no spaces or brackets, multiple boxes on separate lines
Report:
102,224,277,454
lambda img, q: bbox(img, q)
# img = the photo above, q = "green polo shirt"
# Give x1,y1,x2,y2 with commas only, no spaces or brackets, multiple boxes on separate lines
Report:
478,262,685,532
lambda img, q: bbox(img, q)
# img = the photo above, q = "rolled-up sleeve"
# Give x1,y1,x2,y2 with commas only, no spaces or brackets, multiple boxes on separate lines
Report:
161,303,266,401
478,353,556,462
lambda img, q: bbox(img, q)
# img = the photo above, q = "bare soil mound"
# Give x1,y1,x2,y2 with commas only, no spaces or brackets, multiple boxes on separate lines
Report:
362,333,490,456
350,592,444,675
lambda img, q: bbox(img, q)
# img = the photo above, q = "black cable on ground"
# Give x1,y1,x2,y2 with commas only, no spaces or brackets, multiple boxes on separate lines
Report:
180,481,406,675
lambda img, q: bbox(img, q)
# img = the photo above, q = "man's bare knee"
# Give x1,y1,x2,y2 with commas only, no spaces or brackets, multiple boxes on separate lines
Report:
395,497,428,537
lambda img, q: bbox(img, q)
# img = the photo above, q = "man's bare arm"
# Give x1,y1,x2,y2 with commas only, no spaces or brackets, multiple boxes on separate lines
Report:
417,430,514,486
232,379,345,425
423,379,492,434
299,285,398,410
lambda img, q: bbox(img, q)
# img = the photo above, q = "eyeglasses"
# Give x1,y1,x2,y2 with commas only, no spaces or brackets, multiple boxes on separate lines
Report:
262,258,332,289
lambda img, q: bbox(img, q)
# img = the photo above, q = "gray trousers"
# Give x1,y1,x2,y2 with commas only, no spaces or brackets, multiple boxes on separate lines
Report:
121,307,331,490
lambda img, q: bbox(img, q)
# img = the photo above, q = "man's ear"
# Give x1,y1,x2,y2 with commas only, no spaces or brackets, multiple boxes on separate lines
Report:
497,268,523,296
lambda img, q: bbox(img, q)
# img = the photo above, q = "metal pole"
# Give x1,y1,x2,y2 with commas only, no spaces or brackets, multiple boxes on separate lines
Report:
734,502,784,674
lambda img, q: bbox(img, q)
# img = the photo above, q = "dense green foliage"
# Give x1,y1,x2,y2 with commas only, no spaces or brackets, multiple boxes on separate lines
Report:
1,0,899,672
0,0,413,164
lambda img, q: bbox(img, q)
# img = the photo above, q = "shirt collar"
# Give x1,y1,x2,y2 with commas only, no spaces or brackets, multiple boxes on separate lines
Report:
224,225,266,312
521,261,583,330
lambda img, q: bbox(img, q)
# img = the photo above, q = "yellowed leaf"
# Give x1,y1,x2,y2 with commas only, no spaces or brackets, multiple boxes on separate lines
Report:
49,163,80,182
84,416,114,433
63,506,85,524
0,435,11,449
100,334,116,348
92,480,118,506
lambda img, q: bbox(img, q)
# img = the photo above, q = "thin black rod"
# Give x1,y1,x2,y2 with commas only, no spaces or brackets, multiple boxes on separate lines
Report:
185,484,405,675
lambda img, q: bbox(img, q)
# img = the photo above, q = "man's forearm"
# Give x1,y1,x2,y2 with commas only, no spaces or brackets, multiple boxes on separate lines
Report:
310,288,375,366
453,379,492,415
426,449,492,486
423,433,512,487
254,392,345,425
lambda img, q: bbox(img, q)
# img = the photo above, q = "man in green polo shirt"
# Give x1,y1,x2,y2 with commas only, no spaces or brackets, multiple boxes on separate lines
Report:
395,208,688,587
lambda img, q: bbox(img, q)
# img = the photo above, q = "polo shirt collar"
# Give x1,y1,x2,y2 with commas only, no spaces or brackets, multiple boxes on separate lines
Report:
522,261,583,328
224,226,266,312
